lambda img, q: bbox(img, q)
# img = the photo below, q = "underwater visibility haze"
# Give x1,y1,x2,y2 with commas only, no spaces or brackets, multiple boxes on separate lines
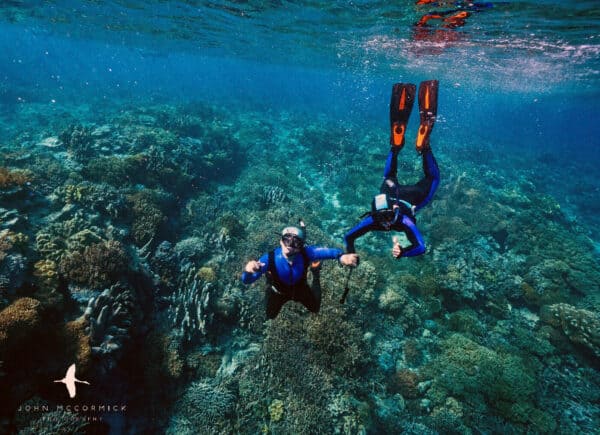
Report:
0,1,599,433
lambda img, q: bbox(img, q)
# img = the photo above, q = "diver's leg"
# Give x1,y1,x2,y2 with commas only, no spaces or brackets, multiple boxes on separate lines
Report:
383,147,400,179
265,286,289,319
412,149,440,211
297,269,322,314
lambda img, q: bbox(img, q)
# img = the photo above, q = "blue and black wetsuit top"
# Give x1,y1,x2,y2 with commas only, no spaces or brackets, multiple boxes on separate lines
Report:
241,245,343,293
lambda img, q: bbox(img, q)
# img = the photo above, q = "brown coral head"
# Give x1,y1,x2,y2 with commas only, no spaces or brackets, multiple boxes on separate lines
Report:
59,240,130,288
391,368,421,399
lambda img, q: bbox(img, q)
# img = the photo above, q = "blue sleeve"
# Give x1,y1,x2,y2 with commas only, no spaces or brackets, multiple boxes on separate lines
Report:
304,245,343,262
398,215,426,257
344,215,377,253
241,252,269,284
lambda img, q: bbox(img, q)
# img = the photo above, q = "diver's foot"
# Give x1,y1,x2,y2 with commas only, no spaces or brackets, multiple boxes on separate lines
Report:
390,83,416,148
416,80,438,153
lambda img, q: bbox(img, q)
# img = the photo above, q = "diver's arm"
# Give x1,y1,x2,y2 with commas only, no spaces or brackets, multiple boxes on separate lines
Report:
344,215,377,253
305,246,359,267
397,215,426,257
241,252,269,284
305,246,343,261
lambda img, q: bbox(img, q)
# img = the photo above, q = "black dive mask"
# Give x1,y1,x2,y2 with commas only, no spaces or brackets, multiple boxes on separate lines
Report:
282,233,304,249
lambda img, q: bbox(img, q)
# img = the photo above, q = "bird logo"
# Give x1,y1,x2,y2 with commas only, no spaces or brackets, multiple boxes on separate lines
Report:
54,364,90,398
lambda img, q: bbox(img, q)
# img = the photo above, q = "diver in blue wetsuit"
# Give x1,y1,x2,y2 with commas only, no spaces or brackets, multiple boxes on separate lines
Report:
344,80,440,259
242,222,358,319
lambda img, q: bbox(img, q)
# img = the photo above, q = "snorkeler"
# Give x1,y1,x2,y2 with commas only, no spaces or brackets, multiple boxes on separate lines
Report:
344,80,440,258
241,221,358,319
414,1,494,29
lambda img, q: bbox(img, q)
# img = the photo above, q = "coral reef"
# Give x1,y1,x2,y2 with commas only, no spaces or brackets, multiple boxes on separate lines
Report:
261,185,287,208
422,333,543,427
389,368,420,399
18,409,89,435
59,240,129,289
268,399,285,422
0,230,27,300
0,297,44,359
540,303,600,357
59,124,94,160
433,235,525,302
127,189,168,246
82,280,149,374
1,96,598,434
168,261,214,343
0,167,31,190
167,379,235,434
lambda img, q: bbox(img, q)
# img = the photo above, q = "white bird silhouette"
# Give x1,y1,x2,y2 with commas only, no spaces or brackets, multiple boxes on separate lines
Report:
54,364,90,398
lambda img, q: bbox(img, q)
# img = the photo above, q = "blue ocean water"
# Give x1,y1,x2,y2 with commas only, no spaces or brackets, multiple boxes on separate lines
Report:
1,1,599,433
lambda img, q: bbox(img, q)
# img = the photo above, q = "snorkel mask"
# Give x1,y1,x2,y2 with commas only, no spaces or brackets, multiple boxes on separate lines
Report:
281,224,306,249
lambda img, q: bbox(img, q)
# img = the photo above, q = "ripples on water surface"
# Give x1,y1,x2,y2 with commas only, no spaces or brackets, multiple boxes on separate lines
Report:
2,0,600,92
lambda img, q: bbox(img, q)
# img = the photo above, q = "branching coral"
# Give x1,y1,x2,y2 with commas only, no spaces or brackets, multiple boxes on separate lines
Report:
327,392,371,434
59,240,129,289
234,295,373,434
390,368,421,399
167,379,235,434
62,318,92,372
522,259,570,305
82,154,145,186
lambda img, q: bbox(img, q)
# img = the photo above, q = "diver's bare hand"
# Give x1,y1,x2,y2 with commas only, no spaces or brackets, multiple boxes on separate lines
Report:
340,253,359,267
392,236,402,258
244,260,265,273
